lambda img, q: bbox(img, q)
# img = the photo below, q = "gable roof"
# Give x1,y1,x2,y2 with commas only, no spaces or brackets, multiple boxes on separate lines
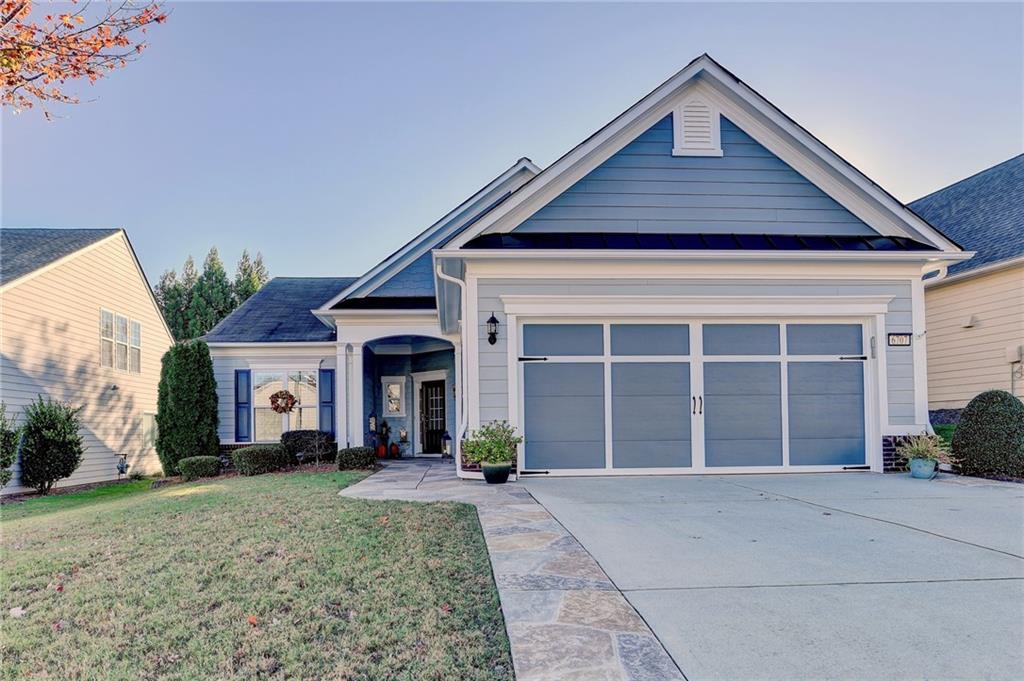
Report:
0,227,121,287
910,154,1024,278
316,158,539,312
206,277,356,343
445,54,962,253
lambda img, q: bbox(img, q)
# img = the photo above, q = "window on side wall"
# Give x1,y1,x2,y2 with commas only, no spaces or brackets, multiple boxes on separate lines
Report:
130,321,142,374
381,377,405,417
100,309,114,368
142,412,158,449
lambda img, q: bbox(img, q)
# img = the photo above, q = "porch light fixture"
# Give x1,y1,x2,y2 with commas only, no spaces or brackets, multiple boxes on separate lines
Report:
398,426,408,443
486,313,500,345
368,412,377,433
441,431,452,457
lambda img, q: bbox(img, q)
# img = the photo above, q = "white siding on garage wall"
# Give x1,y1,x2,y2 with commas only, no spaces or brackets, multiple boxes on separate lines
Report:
1,234,173,494
475,277,916,426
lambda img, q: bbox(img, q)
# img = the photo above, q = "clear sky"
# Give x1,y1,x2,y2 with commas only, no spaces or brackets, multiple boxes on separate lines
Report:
3,2,1022,281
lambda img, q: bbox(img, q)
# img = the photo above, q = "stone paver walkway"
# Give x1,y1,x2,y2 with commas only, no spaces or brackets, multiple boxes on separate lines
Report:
340,460,684,681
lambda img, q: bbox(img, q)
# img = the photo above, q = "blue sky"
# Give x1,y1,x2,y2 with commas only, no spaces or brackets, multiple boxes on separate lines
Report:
3,2,1022,281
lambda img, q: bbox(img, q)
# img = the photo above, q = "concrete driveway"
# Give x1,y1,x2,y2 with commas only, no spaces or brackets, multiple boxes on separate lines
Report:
523,473,1024,681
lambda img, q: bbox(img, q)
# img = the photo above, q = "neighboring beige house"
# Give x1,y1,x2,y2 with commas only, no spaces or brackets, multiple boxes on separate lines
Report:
911,154,1024,415
0,228,174,494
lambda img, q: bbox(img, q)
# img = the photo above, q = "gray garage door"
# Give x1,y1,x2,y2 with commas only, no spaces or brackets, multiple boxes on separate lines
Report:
520,321,864,472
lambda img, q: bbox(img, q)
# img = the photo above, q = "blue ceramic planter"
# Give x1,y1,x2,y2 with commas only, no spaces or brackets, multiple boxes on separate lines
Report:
909,458,937,479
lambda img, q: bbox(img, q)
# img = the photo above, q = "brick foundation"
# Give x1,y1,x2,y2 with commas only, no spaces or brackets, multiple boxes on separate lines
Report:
882,435,912,472
218,443,251,470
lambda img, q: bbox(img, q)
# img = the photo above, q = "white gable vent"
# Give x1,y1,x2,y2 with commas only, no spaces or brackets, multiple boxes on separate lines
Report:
672,97,723,157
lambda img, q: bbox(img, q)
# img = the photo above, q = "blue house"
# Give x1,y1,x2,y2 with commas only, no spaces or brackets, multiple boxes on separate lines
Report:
207,55,968,477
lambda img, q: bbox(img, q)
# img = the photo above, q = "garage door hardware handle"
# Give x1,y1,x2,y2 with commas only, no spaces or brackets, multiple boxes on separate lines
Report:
692,396,696,414
839,355,867,360
518,357,548,362
698,396,703,414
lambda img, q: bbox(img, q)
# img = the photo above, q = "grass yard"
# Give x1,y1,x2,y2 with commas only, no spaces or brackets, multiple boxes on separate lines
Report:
1,470,513,681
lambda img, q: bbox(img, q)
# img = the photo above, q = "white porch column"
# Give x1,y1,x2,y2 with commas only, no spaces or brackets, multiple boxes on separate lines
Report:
453,342,463,462
336,342,349,447
350,342,365,446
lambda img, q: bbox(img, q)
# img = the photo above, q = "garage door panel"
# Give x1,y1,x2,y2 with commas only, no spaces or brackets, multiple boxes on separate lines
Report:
524,362,604,396
705,395,783,438
788,362,863,394
704,362,780,395
703,324,780,355
612,396,690,440
790,437,865,465
611,362,689,395
613,440,692,468
524,395,604,441
788,395,865,439
611,324,689,356
526,440,606,469
706,439,783,467
786,324,863,355
523,324,603,356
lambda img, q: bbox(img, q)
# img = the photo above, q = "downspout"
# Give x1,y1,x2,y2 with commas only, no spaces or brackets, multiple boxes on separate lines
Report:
435,264,469,465
919,262,948,436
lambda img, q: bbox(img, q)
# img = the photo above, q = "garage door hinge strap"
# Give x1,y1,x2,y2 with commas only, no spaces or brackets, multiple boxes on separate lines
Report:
518,357,548,362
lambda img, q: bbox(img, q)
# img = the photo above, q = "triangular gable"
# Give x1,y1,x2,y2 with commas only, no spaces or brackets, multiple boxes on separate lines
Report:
317,158,539,311
515,115,878,237
446,54,961,252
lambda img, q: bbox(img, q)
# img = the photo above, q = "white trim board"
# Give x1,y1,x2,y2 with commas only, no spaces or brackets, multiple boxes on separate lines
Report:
444,55,962,253
500,295,894,317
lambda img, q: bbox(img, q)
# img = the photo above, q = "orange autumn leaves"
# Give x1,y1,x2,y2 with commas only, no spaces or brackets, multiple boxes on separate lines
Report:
1,0,167,116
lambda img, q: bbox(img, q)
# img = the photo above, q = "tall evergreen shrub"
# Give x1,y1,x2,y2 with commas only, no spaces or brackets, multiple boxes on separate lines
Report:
156,340,220,475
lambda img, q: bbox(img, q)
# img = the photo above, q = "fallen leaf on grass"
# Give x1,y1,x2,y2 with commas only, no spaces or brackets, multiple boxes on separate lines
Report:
9,607,25,618
378,516,389,525
439,603,453,616
247,615,258,627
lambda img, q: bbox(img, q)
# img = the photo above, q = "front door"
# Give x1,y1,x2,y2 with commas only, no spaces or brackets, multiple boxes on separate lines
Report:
419,380,446,454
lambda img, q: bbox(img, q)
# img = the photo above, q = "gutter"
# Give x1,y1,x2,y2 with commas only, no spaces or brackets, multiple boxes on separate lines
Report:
435,249,976,263
924,255,1023,289
435,263,470,474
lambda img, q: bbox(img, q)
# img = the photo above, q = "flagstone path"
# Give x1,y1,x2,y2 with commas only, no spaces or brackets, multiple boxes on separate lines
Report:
340,460,684,681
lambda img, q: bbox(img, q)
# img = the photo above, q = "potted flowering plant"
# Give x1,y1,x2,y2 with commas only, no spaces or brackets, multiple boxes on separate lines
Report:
896,433,944,479
462,420,522,484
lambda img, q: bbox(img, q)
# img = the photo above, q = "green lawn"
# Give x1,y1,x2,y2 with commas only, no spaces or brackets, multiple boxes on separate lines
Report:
1,471,513,680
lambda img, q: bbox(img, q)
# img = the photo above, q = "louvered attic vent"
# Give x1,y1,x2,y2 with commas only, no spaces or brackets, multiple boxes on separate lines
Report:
672,97,723,157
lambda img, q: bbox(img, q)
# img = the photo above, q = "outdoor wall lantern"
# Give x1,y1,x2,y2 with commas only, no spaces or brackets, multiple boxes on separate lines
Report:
399,426,408,443
368,412,377,433
486,313,500,345
441,431,452,457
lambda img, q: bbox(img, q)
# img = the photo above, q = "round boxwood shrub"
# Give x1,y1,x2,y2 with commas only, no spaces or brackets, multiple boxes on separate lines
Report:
951,390,1024,478
232,444,292,476
19,396,85,495
177,455,222,481
337,446,375,470
281,430,335,464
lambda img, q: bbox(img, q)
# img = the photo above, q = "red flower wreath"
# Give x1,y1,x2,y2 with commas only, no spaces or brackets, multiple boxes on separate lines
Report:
269,389,297,414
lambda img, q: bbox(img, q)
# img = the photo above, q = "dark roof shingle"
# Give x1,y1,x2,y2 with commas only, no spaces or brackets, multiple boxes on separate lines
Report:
1,228,121,285
910,154,1024,276
204,277,356,343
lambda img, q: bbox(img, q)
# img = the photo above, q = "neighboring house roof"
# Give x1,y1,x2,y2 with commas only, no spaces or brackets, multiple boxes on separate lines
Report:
205,277,356,343
445,53,962,253
0,227,121,286
910,154,1024,278
464,232,939,252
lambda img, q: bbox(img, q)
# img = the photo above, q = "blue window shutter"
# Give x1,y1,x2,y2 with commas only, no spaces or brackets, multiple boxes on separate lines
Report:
319,369,335,438
235,369,251,443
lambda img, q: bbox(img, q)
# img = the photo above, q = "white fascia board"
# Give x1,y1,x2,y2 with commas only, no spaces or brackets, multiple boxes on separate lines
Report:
437,249,974,264
924,255,1024,289
444,55,962,253
500,294,895,317
316,159,539,312
207,341,337,349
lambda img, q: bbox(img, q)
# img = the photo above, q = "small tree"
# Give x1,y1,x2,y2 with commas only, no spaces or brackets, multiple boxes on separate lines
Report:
233,249,269,306
18,397,84,494
156,340,219,475
187,248,233,337
0,403,21,488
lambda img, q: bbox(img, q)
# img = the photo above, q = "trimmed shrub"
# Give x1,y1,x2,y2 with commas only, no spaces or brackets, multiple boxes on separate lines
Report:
232,444,291,476
19,397,85,495
0,403,20,489
281,430,335,464
951,390,1024,478
156,340,220,475
337,446,375,470
177,455,222,481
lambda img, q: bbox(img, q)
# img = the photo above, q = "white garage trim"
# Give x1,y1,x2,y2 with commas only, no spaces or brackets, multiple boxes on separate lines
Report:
500,294,894,317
